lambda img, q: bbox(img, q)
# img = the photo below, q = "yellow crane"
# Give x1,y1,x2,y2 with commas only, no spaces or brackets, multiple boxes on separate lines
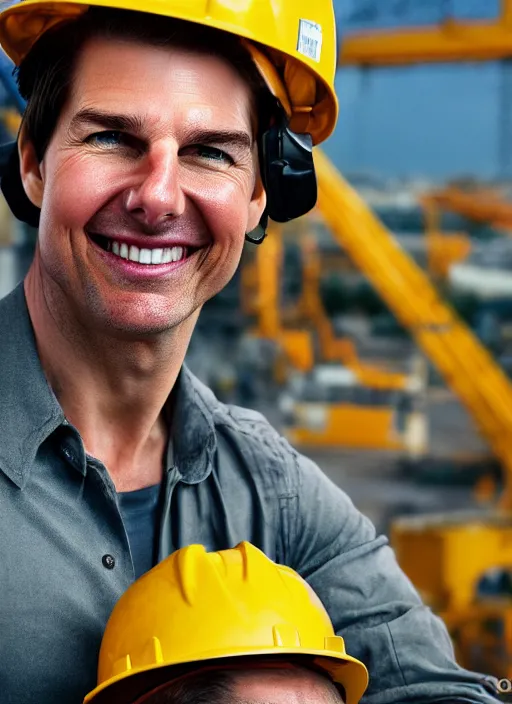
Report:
313,149,512,676
240,216,425,451
315,148,512,508
340,0,512,67
420,185,512,278
330,0,512,676
421,198,472,279
422,185,512,230
340,0,512,178
290,229,407,390
240,223,314,374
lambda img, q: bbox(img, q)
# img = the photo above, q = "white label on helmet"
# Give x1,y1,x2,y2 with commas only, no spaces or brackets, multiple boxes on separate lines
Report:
297,19,322,63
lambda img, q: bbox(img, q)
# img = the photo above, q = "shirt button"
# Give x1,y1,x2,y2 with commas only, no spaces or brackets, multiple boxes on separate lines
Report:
62,447,76,463
102,554,116,570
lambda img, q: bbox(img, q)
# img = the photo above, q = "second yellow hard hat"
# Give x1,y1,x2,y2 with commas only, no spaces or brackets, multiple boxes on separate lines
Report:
84,542,368,704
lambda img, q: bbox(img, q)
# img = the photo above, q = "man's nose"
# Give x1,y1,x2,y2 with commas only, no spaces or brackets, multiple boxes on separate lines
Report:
124,143,186,229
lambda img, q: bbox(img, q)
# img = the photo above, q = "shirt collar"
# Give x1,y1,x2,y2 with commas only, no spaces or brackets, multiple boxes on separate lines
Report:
171,364,217,484
0,283,217,488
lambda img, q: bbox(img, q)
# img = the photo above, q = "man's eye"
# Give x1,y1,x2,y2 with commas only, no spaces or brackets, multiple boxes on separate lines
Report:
86,131,124,147
192,146,233,164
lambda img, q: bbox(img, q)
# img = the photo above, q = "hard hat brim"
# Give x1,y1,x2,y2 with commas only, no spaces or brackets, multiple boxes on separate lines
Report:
84,649,368,704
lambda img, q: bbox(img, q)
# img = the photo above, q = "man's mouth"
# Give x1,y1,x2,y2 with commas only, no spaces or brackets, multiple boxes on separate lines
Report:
88,233,191,266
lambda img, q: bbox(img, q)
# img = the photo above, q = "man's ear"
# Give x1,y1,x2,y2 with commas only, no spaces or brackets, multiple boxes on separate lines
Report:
18,126,44,209
247,171,267,234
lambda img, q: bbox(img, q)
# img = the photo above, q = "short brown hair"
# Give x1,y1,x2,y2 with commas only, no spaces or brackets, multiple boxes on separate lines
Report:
140,669,234,704
16,6,275,162
139,666,346,704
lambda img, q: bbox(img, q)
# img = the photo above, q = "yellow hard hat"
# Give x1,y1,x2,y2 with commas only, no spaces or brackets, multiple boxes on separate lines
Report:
84,542,368,704
0,0,338,145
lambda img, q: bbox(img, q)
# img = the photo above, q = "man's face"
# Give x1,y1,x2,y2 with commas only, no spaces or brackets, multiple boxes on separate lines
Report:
23,35,265,336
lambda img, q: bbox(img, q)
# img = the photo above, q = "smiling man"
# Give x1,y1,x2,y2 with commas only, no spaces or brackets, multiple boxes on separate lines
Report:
24,36,264,349
0,2,499,704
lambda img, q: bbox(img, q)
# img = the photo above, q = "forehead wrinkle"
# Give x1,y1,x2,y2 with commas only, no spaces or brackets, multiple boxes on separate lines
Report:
67,40,255,142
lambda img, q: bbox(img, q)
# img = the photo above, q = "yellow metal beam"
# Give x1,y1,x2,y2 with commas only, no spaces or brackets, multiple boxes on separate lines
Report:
340,22,512,66
504,0,512,27
340,1,512,67
314,148,512,509
423,187,512,228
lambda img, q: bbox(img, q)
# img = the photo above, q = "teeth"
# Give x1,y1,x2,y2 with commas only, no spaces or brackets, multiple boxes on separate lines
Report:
151,249,163,264
109,241,187,265
139,248,152,264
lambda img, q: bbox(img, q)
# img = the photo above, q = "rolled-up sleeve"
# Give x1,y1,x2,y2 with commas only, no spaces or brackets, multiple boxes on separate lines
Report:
284,451,499,704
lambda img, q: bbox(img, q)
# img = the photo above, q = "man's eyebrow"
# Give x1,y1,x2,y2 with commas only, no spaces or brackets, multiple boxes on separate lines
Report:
70,110,253,149
184,129,253,151
70,109,145,134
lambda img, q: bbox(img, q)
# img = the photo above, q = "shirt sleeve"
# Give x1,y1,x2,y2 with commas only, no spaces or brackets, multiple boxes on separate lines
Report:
284,450,499,704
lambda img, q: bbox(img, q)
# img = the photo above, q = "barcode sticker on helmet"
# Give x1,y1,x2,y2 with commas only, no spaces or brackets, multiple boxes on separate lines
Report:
297,19,322,63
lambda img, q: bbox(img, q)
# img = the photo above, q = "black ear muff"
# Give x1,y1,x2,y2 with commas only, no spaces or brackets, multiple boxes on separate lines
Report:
259,112,317,223
0,140,40,228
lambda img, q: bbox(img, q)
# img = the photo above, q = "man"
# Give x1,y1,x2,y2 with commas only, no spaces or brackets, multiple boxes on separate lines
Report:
0,1,498,703
83,542,369,704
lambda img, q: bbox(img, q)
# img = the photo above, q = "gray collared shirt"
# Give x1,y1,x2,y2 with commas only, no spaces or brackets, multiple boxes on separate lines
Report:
0,284,498,704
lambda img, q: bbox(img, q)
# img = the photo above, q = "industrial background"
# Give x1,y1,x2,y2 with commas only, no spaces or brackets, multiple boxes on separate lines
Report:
1,0,512,685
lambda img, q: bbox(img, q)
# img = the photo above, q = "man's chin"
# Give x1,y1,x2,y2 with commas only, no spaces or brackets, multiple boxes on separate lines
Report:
77,282,205,340
94,300,200,341
96,313,179,339
105,319,178,339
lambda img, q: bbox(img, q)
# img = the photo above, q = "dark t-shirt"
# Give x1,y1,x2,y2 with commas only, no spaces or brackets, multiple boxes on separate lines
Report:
117,483,162,579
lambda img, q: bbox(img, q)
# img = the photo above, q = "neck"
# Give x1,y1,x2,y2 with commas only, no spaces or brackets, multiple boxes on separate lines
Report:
24,261,199,491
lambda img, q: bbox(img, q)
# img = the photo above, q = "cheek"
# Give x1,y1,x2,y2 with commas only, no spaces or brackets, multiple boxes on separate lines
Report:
189,175,253,251
39,152,123,234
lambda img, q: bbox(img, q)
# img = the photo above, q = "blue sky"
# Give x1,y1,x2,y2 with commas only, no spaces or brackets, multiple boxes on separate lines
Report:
325,0,507,181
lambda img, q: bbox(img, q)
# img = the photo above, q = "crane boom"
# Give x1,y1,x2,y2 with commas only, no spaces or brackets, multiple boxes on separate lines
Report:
314,148,512,508
422,186,512,229
340,0,512,67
